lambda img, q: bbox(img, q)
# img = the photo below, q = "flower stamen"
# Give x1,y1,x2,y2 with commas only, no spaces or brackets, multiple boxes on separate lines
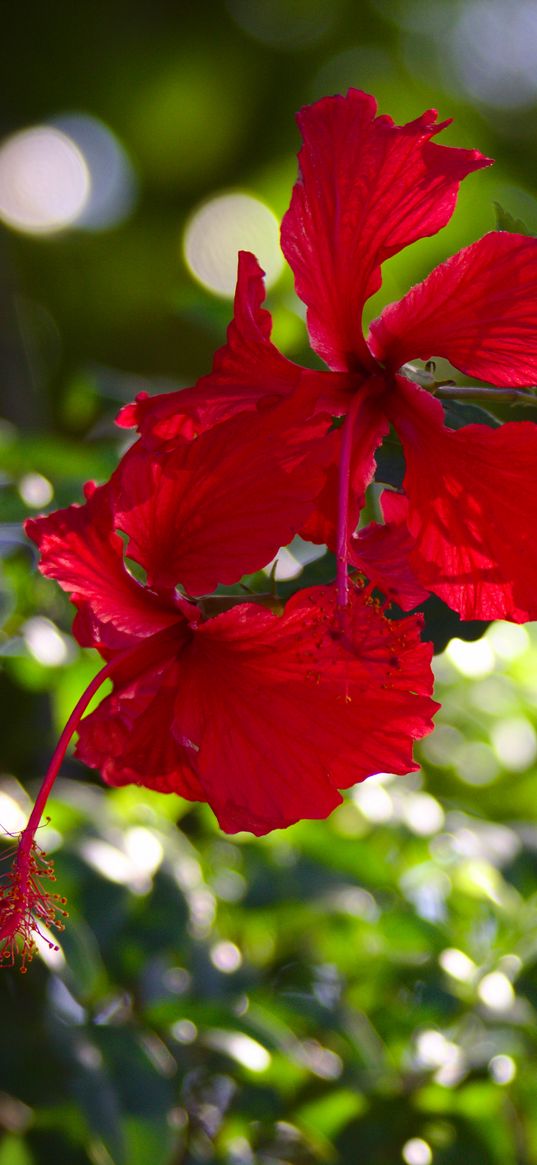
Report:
0,830,68,972
0,628,182,971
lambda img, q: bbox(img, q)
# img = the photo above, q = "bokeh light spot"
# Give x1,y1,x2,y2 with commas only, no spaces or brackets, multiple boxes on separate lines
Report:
18,472,53,508
445,637,495,678
52,114,136,230
123,827,163,879
183,192,283,297
171,1019,198,1044
439,948,477,983
454,740,500,787
489,1053,517,1084
23,616,72,667
415,1030,459,1071
0,788,29,834
491,716,537,771
353,778,394,823
487,622,530,662
80,839,134,886
206,1030,271,1072
403,792,445,836
0,126,90,235
402,1138,433,1165
478,971,515,1012
210,940,242,973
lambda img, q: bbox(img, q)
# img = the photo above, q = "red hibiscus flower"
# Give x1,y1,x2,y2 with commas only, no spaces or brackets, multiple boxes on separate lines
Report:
24,411,436,833
122,89,537,623
1,395,437,968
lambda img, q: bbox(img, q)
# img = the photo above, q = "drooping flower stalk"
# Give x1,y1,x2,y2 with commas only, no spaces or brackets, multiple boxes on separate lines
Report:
1,617,193,972
1,653,132,970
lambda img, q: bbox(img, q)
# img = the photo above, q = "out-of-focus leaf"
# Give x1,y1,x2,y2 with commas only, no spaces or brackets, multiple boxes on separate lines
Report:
0,1136,33,1165
122,1117,175,1165
442,399,501,430
297,1089,367,1139
0,432,117,487
493,201,533,235
58,913,110,1004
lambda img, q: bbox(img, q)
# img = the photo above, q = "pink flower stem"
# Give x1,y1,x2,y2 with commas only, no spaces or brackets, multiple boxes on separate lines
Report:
336,395,362,609
17,656,118,862
17,623,179,856
0,656,117,956
16,624,180,862
1,626,181,965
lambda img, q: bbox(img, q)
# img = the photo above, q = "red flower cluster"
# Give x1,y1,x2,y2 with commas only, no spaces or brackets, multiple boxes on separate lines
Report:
126,91,537,622
4,88,537,967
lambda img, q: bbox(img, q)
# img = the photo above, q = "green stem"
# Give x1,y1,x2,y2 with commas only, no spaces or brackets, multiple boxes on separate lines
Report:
435,385,537,404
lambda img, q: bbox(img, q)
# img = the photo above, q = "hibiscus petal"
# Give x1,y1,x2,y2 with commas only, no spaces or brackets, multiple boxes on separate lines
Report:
281,88,490,372
114,391,330,596
370,232,537,386
25,482,180,648
177,586,437,834
389,376,537,620
117,251,324,442
76,585,437,835
76,652,206,800
350,492,430,611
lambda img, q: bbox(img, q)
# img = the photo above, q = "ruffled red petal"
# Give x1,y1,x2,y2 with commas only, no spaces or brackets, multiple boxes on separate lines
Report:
76,585,437,835
117,252,321,442
389,377,537,621
281,88,490,373
114,390,330,596
76,651,206,801
370,231,537,386
350,492,430,611
25,483,180,649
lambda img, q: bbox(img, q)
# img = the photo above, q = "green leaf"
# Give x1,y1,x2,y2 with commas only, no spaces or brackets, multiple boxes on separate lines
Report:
442,399,501,430
493,200,533,235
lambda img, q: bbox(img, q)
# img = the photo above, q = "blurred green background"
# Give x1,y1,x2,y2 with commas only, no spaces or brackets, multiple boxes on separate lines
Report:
3,1,537,1162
